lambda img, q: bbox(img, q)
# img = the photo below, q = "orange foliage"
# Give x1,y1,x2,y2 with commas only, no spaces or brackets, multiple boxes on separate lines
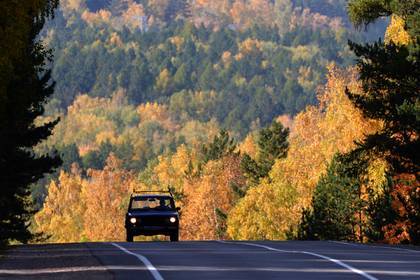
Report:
278,65,382,208
276,114,293,129
122,1,145,30
82,155,138,241
230,0,274,29
181,156,244,240
238,134,258,159
228,65,383,239
81,9,112,25
35,155,139,242
383,174,419,244
152,144,198,197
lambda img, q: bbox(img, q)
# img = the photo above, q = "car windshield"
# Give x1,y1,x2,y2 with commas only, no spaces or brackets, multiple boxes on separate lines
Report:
130,196,174,211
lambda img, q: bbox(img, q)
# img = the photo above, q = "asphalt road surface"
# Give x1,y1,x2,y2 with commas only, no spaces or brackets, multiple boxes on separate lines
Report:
1,241,419,279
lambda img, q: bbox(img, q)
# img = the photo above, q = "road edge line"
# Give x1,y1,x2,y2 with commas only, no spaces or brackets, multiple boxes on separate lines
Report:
217,241,378,280
111,242,164,280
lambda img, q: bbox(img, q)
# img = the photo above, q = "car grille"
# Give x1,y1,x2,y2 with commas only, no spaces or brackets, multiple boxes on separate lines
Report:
138,216,170,226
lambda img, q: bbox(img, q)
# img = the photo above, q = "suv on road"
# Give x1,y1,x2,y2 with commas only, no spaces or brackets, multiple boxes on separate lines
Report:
125,190,180,242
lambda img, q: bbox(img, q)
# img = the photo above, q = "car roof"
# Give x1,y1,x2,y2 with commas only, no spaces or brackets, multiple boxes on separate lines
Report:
131,194,173,199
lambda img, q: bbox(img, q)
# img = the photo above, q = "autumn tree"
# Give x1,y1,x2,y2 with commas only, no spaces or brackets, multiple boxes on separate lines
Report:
201,129,237,164
182,155,243,240
381,174,419,244
347,0,419,244
347,1,419,176
36,154,139,242
241,121,289,186
228,65,382,240
227,178,299,240
302,0,419,245
0,0,61,245
298,154,370,241
35,166,85,243
82,154,138,241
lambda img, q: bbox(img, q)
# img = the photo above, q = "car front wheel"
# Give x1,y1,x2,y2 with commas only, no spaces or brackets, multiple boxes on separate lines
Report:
170,232,179,242
126,231,133,242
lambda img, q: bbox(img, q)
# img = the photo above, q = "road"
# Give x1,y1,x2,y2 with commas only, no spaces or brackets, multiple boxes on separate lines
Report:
1,241,419,279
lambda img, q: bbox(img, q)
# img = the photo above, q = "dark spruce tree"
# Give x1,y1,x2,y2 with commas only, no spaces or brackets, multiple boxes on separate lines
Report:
347,0,419,174
334,0,419,243
298,154,369,242
346,40,419,175
241,121,289,187
300,0,419,244
0,1,61,246
201,129,237,163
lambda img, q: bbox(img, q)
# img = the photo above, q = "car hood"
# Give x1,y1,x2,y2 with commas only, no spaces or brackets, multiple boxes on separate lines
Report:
127,210,178,217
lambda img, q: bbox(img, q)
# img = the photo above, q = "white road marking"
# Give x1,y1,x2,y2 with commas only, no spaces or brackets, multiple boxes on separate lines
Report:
111,242,164,280
2,266,420,276
218,241,378,280
330,240,420,253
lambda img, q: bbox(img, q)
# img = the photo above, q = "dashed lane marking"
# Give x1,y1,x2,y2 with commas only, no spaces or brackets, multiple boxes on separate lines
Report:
217,241,378,280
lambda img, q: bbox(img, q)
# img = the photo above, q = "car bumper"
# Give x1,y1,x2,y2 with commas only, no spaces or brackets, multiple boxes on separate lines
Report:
127,225,178,236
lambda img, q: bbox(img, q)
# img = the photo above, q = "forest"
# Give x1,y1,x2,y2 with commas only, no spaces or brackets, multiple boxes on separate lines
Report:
0,0,418,246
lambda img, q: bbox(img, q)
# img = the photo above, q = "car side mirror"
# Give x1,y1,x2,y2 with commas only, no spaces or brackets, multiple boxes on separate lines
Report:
176,207,181,211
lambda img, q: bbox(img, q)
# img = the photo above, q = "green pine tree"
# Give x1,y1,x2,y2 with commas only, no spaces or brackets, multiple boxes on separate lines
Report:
0,0,61,246
201,129,237,163
241,121,289,186
299,154,368,241
347,0,419,176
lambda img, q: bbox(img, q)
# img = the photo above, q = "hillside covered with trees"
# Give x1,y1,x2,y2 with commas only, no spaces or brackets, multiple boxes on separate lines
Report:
25,0,419,245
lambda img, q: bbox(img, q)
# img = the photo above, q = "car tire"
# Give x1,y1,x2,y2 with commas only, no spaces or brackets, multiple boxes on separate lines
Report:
126,231,133,242
170,232,179,242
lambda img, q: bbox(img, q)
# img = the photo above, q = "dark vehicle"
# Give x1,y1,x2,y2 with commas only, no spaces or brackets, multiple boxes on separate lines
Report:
125,190,180,242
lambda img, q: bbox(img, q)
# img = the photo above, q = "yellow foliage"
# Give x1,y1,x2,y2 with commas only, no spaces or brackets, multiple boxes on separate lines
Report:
154,68,172,93
297,66,317,92
385,15,411,45
279,65,381,209
181,156,243,240
234,52,244,61
290,45,320,62
238,38,262,55
55,95,118,147
227,180,299,240
169,36,185,51
82,155,137,241
35,155,139,242
109,32,123,47
35,166,85,243
366,158,389,196
81,10,112,26
176,119,220,149
191,0,232,28
153,144,197,196
95,130,117,146
227,65,383,239
137,102,176,131
238,134,258,159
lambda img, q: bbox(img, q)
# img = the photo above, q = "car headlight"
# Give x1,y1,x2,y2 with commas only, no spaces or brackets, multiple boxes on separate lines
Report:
169,217,176,223
130,217,137,224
